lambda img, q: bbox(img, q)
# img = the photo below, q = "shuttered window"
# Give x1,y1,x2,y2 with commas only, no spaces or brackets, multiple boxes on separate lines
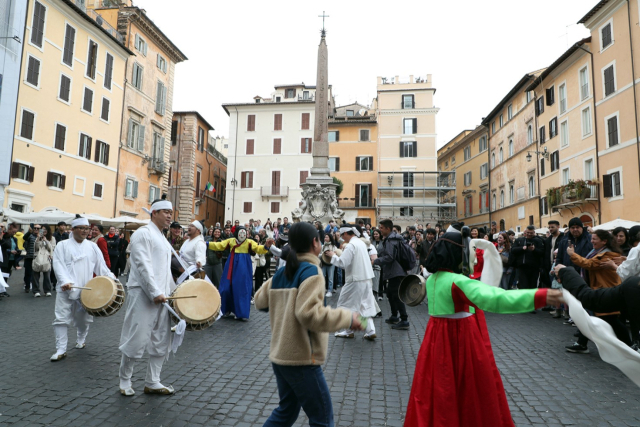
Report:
20,110,35,140
604,65,615,97
101,98,110,122
355,156,373,171
399,141,417,158
328,131,339,142
247,115,256,131
86,40,98,79
46,172,65,189
299,170,309,186
127,119,145,151
274,114,282,131
246,139,254,155
63,25,75,66
402,95,415,109
104,53,113,89
241,171,254,188
355,184,373,207
78,134,92,160
539,126,546,144
546,86,555,106
403,118,417,134
94,141,109,166
607,116,619,147
93,183,103,198
601,23,612,49
155,81,167,115
271,202,280,213
31,1,46,48
360,130,370,141
328,157,340,172
132,63,143,90
271,171,281,195
301,113,310,130
54,124,66,151
243,202,252,213
301,138,312,153
82,87,93,113
59,75,71,102
273,138,281,154
26,56,40,86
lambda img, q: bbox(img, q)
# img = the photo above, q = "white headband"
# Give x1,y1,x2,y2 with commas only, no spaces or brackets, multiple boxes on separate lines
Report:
142,200,173,215
339,226,360,237
71,217,89,228
191,220,203,234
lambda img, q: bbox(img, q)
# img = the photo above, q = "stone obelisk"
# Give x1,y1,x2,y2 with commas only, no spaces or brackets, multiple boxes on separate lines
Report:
293,27,344,224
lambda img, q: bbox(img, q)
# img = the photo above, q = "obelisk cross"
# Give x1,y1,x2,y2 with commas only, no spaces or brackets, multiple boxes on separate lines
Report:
319,11,329,37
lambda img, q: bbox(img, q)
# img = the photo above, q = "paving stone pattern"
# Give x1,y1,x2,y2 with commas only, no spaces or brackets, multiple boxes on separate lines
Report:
1,269,639,426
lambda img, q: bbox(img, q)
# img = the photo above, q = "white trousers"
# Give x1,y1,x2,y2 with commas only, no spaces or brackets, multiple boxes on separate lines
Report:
119,287,171,358
119,353,166,389
52,290,92,352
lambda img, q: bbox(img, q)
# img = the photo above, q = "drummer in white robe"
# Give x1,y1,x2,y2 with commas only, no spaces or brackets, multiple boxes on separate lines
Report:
179,220,207,273
118,198,175,396
325,224,378,340
50,216,114,361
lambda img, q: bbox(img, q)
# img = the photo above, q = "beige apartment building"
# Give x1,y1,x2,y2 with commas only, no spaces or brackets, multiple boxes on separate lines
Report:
375,74,454,227
88,1,187,218
481,70,545,232
438,126,490,229
526,38,600,228
6,0,131,216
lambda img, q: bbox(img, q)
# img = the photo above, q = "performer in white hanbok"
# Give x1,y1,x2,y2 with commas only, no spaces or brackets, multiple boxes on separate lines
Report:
179,220,206,271
325,224,378,340
50,216,114,361
118,198,175,396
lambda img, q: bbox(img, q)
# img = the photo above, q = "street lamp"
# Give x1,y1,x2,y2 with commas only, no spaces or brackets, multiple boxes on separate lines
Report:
0,36,21,43
526,146,549,162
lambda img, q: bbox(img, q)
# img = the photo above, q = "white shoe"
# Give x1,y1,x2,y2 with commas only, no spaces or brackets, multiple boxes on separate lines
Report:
326,291,332,297
45,292,52,297
250,297,255,305
50,352,66,362
377,296,383,301
120,387,135,396
34,292,41,298
75,343,85,349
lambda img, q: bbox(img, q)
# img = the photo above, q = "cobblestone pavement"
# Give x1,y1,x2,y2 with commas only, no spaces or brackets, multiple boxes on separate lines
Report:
1,269,639,426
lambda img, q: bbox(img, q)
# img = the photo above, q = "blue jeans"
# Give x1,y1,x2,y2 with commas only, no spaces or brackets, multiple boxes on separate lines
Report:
321,264,334,291
264,364,334,427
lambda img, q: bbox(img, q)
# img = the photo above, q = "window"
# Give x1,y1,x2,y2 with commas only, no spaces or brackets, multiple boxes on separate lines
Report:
527,124,533,145
171,121,178,145
246,139,254,155
328,157,339,171
303,91,310,100
86,40,98,79
546,86,555,106
507,104,513,120
492,193,496,210
93,183,103,199
499,115,503,128
301,138,312,153
498,147,503,163
82,87,93,113
403,172,414,197
541,197,549,216
46,172,65,189
562,168,570,185
271,202,280,213
241,171,254,188
247,115,255,131
195,169,201,195
156,54,167,73
30,1,46,48
148,185,160,203
529,176,535,197
464,171,472,186
526,91,532,103
198,127,205,152
346,110,354,117
360,129,370,141
601,22,613,50
607,114,619,147
491,122,495,134
536,97,544,116
540,159,545,177
539,126,546,144
125,178,138,198
403,118,417,134
582,107,592,137
400,141,417,158
104,53,113,89
549,117,557,138
550,151,559,172
479,136,487,152
604,65,615,97
273,138,281,154
464,196,473,216
509,184,514,204
54,124,66,151
402,95,414,109
151,132,164,166
560,120,569,147
101,98,110,122
500,190,504,208
356,184,372,207
78,134,92,160
584,159,594,180
400,207,414,217
155,81,167,115
451,155,456,165
480,190,489,213
20,110,35,140
356,156,373,171
132,63,143,90
26,56,40,87
275,96,281,103
274,114,282,131
299,170,308,186
11,162,34,182
480,163,488,180
603,171,622,197
62,24,75,66
127,119,144,151
301,113,310,130
580,67,589,100
59,74,71,102
94,141,109,166
508,139,514,157
134,34,147,56
464,146,471,161
559,84,567,114
286,88,295,98
491,152,495,168
328,131,339,142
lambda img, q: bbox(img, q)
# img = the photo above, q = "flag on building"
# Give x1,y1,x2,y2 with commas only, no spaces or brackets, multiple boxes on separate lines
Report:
205,182,215,192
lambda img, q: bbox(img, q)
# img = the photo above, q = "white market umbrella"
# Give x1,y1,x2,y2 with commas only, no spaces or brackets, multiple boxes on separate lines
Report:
1,208,75,225
592,219,640,231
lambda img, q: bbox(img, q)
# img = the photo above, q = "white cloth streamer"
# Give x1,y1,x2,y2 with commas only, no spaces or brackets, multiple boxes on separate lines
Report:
471,239,502,288
563,289,640,388
162,302,186,354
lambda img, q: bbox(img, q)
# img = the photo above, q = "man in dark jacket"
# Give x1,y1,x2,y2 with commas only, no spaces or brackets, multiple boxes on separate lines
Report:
104,226,120,277
556,217,592,273
53,222,69,243
373,219,409,330
416,228,436,268
541,220,564,288
0,224,18,295
511,225,545,292
23,224,39,292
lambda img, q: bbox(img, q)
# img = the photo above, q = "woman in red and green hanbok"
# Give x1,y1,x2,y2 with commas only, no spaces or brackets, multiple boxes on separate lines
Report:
404,227,561,427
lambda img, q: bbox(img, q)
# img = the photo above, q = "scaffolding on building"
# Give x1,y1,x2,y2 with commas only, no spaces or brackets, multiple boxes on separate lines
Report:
376,171,456,225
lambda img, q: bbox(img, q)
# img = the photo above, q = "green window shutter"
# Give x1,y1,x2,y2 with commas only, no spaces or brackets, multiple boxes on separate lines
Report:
137,125,145,151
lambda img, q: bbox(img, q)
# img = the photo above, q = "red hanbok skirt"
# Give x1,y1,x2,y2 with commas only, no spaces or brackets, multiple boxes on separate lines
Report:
404,310,514,427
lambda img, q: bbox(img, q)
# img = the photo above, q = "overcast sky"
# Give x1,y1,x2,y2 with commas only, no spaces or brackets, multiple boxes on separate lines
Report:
142,0,591,148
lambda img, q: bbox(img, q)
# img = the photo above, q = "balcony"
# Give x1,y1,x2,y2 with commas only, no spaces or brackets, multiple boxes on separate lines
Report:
70,0,125,44
297,94,315,101
261,186,289,200
549,181,598,212
337,198,376,210
147,158,165,174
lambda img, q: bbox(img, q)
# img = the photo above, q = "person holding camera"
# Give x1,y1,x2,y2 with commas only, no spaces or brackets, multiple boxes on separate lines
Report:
511,226,545,299
32,225,56,297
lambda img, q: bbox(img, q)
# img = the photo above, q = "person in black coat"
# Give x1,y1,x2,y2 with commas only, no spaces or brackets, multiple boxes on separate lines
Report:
104,226,120,277
541,220,564,288
556,217,592,273
511,225,545,291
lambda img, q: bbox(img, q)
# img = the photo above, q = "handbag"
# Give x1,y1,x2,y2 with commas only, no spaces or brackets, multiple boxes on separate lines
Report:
33,244,51,273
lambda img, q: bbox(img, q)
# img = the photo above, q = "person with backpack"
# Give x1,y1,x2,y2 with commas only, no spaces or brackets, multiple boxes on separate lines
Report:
373,219,414,330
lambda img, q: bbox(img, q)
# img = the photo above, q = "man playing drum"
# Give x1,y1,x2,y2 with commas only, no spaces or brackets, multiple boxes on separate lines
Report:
118,198,175,396
50,216,115,361
179,220,207,274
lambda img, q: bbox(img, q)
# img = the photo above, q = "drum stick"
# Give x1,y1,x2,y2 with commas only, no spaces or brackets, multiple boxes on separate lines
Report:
166,295,198,300
70,287,92,290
